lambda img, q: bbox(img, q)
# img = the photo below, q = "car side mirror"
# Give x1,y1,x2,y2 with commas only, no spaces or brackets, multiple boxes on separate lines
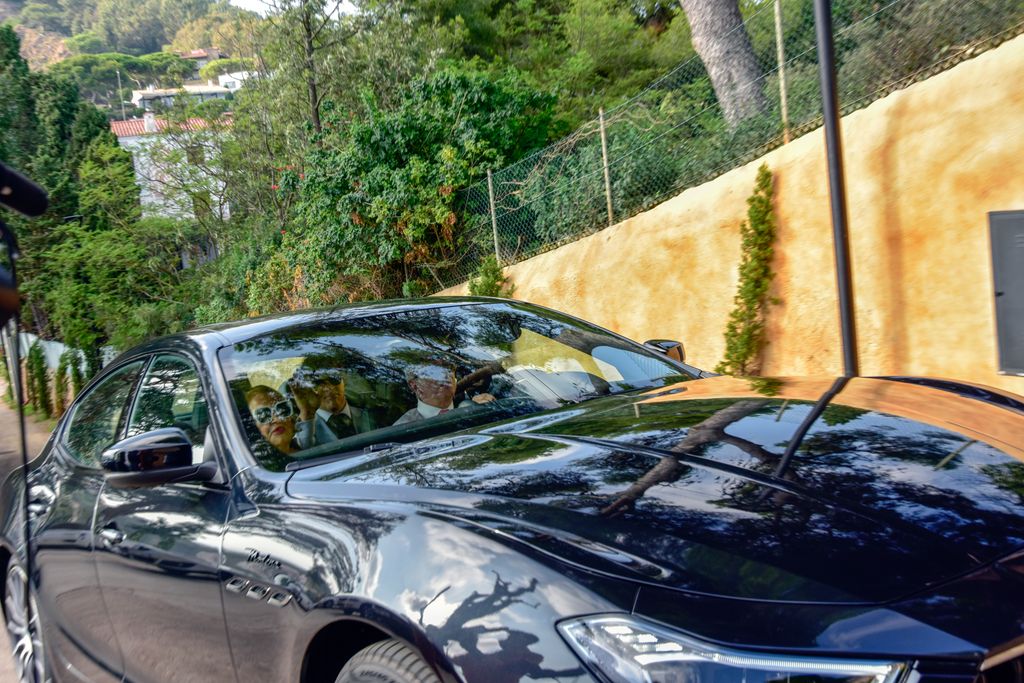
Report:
101,427,218,489
644,339,685,363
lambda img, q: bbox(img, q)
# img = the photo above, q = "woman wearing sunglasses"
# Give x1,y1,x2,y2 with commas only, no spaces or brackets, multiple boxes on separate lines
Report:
245,385,301,455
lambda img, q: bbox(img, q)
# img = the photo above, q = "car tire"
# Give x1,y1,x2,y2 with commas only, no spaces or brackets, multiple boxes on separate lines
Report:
335,639,441,683
3,562,49,683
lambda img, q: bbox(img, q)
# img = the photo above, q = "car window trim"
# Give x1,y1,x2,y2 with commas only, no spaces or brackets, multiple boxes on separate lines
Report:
127,350,227,472
58,356,152,471
120,354,157,444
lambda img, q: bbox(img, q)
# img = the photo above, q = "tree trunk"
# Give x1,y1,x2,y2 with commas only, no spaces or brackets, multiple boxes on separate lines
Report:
679,0,768,127
301,4,322,135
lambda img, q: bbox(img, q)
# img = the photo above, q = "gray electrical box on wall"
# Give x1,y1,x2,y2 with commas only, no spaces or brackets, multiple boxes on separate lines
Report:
991,211,1024,376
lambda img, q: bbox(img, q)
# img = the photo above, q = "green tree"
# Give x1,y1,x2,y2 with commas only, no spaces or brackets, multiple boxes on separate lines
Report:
49,51,191,110
77,138,141,231
168,6,260,56
26,341,52,418
92,0,215,55
60,0,100,36
468,255,516,297
48,214,200,352
54,348,70,415
291,65,555,301
716,164,777,376
65,31,108,55
0,26,36,168
19,0,70,33
67,348,84,394
199,57,255,80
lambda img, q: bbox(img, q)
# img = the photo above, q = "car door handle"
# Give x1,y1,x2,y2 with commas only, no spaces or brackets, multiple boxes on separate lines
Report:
98,529,125,546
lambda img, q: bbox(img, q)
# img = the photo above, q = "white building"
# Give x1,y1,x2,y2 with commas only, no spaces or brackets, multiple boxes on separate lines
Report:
130,83,232,111
178,47,228,80
218,71,255,90
110,112,230,225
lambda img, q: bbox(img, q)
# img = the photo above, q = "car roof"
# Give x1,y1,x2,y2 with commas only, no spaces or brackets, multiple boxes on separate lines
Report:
112,297,1024,424
146,297,506,352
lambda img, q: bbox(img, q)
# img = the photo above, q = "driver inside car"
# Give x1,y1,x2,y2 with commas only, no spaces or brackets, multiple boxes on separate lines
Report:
393,361,496,425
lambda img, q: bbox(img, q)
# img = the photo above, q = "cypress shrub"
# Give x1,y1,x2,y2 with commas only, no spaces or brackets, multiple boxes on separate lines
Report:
21,356,33,407
716,164,778,376
468,255,516,298
27,341,52,418
69,349,85,396
54,350,71,416
0,347,11,405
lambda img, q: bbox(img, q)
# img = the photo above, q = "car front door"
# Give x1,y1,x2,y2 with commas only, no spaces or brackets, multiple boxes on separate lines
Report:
31,359,146,683
92,353,236,683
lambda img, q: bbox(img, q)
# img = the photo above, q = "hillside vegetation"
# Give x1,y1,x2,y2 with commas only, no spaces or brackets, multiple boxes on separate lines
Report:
1,0,1021,384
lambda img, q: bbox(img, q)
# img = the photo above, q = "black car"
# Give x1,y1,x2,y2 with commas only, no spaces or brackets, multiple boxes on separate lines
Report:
3,297,1024,683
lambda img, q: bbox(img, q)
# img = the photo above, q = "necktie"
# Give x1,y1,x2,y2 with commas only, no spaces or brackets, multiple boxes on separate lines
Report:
327,412,355,437
438,408,451,415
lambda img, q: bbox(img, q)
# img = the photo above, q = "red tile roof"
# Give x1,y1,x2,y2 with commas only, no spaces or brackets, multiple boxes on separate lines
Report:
109,116,223,138
179,47,224,60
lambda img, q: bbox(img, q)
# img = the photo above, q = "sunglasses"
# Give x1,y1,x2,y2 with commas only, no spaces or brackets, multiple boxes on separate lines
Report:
251,399,296,425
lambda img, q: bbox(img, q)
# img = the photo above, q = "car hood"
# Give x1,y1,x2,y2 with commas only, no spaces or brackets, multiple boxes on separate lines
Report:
288,376,1024,606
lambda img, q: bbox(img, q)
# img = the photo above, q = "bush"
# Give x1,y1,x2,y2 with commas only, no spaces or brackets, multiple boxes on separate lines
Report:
27,341,52,418
716,164,777,376
0,346,12,406
468,255,516,298
54,349,82,416
66,32,108,55
68,350,85,396
838,0,1024,106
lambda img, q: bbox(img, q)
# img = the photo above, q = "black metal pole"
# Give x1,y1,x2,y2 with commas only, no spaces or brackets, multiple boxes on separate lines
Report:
813,0,859,377
0,220,36,681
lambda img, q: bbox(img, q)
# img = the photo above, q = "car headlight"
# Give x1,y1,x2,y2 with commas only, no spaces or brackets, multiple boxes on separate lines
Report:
558,615,909,683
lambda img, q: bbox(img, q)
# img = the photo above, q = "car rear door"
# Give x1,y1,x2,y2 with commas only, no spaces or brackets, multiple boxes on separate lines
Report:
31,359,147,682
91,352,236,683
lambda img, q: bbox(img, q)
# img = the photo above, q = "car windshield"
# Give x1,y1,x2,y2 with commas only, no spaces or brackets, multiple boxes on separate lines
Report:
218,302,695,471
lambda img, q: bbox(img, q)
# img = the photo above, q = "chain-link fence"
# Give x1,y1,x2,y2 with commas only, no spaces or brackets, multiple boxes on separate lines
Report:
440,0,1024,288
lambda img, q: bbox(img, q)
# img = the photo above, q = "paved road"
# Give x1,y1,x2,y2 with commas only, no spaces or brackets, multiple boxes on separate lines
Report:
0,399,56,683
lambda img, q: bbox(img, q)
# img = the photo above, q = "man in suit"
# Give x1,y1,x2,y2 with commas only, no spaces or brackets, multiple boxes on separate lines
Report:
291,367,373,449
393,362,494,426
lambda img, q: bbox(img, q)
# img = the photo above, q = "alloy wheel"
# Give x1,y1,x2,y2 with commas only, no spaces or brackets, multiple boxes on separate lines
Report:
4,564,46,683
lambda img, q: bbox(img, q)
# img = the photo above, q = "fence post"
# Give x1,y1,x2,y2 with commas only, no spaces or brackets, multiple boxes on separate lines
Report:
599,108,614,227
774,0,792,143
486,169,501,265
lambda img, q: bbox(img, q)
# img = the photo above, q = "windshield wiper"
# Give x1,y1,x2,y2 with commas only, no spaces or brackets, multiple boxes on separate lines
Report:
285,442,403,472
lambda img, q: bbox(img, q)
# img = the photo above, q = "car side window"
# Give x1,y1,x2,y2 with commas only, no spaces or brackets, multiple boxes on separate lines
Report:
127,354,209,464
65,361,146,467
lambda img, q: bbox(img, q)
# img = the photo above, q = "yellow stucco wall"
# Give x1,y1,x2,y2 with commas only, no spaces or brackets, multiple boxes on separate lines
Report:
442,34,1024,395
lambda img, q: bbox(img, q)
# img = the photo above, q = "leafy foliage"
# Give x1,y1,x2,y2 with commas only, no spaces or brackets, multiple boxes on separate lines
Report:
168,6,258,56
3,0,1018,376
0,344,12,405
26,340,51,418
54,348,70,415
67,348,84,395
19,1,69,33
290,65,555,301
715,164,777,376
468,255,516,297
65,31,107,55
49,52,193,109
198,57,254,80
